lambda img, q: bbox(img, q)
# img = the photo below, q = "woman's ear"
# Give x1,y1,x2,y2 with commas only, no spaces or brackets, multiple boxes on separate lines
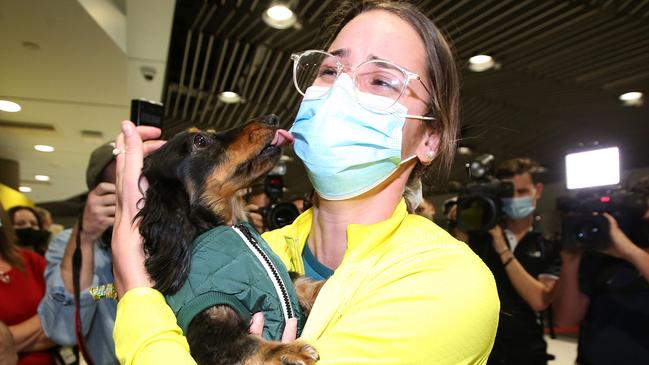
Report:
415,125,440,165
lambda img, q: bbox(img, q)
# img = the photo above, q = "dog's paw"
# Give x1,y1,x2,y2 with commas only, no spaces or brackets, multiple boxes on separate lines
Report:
277,341,319,365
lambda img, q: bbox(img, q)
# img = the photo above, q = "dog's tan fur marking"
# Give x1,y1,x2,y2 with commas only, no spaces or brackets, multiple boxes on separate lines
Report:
244,340,319,365
293,278,326,317
199,123,277,223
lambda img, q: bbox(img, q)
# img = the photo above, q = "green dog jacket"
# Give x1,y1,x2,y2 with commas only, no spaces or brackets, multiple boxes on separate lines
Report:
165,222,305,340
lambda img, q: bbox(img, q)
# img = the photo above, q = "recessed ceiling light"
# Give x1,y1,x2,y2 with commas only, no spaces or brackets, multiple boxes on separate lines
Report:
34,175,50,182
619,91,643,106
468,54,495,72
34,145,55,152
0,100,21,112
218,91,241,104
19,186,32,193
262,4,297,29
458,146,472,155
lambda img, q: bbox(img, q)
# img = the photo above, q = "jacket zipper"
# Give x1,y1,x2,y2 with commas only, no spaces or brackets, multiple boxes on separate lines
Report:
232,224,294,322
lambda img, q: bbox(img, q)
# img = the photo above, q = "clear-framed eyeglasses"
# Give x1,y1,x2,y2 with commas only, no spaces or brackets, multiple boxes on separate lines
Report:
290,49,435,120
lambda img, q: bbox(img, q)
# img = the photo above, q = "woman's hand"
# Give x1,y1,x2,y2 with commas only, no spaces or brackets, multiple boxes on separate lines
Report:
248,313,298,343
112,121,166,298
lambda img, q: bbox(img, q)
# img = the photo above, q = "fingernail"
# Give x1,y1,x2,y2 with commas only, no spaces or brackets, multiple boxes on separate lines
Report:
122,121,134,136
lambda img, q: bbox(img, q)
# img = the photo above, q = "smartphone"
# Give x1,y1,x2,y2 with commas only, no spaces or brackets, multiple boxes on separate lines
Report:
130,99,164,130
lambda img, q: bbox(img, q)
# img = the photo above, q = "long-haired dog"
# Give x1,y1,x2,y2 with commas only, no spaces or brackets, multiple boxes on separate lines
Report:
137,115,323,365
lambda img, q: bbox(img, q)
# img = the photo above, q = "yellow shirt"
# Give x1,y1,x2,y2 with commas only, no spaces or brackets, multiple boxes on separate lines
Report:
114,199,499,364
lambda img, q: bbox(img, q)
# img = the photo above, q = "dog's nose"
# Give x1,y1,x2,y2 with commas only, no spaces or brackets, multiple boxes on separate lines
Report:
262,114,280,126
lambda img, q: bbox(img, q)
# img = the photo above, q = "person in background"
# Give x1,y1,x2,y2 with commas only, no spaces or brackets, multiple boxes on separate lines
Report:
38,142,119,365
553,176,649,365
33,207,64,239
8,206,50,256
109,1,500,363
465,157,560,365
244,183,271,233
0,202,55,365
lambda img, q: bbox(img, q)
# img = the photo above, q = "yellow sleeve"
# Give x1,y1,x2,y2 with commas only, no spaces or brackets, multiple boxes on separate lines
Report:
113,287,196,365
313,252,499,365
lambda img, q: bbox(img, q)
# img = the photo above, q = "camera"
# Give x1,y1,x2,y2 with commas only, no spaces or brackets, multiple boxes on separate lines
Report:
131,99,164,130
559,146,649,250
559,190,648,250
456,154,514,232
259,175,299,230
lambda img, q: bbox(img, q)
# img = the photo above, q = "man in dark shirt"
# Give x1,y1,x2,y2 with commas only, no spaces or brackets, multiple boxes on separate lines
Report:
554,176,649,365
467,158,560,365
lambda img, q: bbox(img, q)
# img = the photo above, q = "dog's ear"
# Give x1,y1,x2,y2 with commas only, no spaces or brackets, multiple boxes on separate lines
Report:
136,137,195,295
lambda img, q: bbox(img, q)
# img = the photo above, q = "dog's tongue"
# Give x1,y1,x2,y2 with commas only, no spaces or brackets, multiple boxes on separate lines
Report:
271,129,294,147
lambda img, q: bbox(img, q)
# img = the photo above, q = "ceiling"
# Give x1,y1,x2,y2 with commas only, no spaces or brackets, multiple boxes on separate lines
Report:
1,0,648,206
0,0,174,204
162,0,649,197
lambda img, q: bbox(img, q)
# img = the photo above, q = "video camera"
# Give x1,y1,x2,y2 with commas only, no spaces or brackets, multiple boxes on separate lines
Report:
259,174,300,230
456,154,514,232
560,146,648,250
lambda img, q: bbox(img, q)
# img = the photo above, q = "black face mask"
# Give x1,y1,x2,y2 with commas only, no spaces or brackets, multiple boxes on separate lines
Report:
15,228,50,248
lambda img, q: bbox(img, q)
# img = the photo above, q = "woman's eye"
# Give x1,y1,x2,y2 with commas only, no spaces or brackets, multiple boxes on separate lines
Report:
193,134,209,148
369,75,398,90
318,66,338,79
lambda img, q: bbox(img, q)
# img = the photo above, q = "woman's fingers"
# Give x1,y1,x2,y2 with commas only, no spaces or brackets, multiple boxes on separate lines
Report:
134,125,162,140
281,318,298,343
143,140,166,156
249,312,265,336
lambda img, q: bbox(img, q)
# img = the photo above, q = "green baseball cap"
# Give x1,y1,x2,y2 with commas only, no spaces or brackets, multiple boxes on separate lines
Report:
86,142,116,190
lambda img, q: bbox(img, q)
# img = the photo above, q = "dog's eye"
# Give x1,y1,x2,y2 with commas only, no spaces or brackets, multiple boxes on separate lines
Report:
193,134,209,148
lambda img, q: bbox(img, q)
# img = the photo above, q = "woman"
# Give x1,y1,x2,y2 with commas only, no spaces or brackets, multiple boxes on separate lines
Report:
8,206,50,255
0,203,55,365
111,1,499,364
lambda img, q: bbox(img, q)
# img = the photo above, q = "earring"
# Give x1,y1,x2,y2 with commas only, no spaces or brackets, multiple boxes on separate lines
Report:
425,151,435,160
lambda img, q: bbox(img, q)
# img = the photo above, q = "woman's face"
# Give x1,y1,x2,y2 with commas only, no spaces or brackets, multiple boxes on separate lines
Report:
13,209,39,230
328,10,439,161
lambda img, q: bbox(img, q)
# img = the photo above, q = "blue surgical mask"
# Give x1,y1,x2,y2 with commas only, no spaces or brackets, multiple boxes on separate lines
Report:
290,74,417,200
502,196,536,219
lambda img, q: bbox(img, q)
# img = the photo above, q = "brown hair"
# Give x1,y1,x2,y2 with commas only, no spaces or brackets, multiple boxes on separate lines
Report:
496,157,544,184
322,0,460,181
8,205,44,230
0,203,24,272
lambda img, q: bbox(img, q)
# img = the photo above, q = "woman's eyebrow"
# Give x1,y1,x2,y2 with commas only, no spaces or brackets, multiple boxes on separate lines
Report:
330,48,349,58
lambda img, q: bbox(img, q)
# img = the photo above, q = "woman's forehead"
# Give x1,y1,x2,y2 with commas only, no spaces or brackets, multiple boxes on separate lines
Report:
328,10,427,75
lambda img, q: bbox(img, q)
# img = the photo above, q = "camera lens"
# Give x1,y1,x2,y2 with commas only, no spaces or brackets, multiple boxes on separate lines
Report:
457,196,498,232
265,203,300,230
574,219,602,244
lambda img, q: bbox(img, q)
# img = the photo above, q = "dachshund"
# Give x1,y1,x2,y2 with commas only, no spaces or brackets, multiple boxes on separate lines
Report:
136,115,324,365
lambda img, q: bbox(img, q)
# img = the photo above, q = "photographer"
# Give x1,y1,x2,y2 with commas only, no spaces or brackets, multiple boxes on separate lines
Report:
553,176,649,365
465,158,560,365
38,142,119,364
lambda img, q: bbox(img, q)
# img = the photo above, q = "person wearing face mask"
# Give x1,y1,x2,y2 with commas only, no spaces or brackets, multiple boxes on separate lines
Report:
464,157,560,365
108,1,499,364
8,206,50,256
37,142,119,365
0,203,56,365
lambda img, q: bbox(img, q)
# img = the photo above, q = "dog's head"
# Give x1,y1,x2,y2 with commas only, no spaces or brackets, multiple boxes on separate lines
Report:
138,114,293,294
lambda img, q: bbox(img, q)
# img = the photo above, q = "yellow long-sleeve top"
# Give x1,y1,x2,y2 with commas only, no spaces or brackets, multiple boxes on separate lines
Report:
114,199,499,364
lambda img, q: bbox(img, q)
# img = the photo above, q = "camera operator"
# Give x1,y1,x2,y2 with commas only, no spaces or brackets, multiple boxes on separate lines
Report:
465,157,560,365
244,183,270,233
553,176,649,365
